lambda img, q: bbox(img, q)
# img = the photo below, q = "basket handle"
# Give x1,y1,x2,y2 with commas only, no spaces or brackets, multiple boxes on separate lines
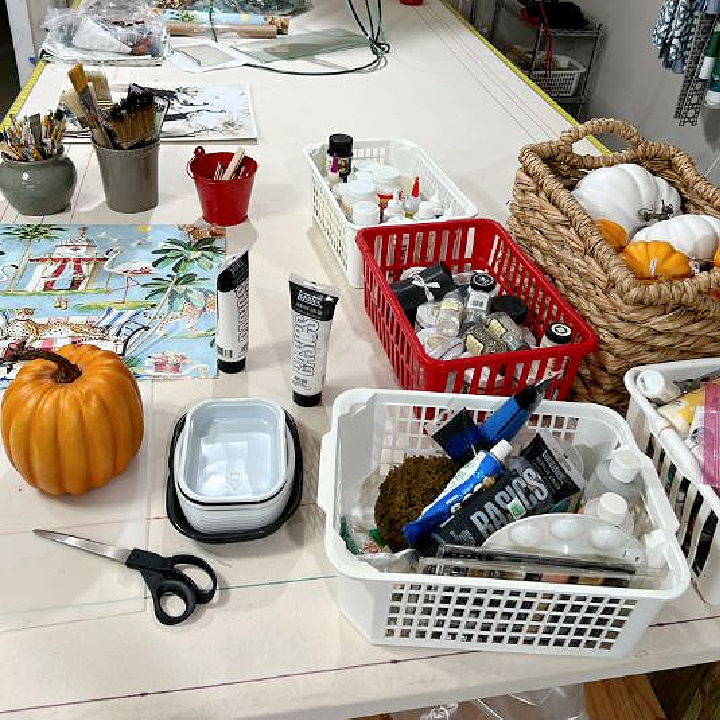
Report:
545,118,645,169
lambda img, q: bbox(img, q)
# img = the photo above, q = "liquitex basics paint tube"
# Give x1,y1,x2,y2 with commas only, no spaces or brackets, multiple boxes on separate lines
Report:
289,274,339,407
216,248,251,373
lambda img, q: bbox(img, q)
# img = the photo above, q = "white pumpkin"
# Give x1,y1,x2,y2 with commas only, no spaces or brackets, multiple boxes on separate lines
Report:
630,214,720,260
572,164,681,236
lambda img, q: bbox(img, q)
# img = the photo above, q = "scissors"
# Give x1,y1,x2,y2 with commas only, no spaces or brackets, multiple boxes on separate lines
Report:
34,529,218,626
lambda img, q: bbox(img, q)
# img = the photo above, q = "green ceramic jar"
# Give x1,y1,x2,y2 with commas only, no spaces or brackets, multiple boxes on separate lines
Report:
0,150,77,216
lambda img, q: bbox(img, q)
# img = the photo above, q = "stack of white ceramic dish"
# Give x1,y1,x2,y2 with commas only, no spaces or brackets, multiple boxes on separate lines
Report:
174,398,293,535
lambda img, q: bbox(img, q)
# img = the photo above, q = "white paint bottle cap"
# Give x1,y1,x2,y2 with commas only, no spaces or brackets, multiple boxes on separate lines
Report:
352,200,381,226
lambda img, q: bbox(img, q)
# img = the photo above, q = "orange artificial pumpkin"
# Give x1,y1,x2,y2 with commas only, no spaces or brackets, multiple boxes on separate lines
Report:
595,218,628,250
620,241,691,281
1,345,143,495
714,244,720,268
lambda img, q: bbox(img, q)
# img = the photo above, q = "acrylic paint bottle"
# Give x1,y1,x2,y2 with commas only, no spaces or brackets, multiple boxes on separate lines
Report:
216,248,251,372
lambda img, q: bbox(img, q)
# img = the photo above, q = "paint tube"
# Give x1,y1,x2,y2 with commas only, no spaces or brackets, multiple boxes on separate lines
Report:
430,434,581,547
289,274,339,406
216,247,251,373
402,440,511,548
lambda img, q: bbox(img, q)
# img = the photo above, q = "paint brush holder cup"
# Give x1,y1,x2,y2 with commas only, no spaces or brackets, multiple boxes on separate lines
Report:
187,146,258,226
94,139,159,214
0,151,76,216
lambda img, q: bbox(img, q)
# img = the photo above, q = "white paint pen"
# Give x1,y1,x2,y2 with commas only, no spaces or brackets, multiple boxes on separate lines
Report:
289,274,339,406
216,244,252,373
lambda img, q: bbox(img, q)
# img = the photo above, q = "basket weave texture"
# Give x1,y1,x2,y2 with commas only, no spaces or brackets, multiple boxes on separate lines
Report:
508,118,720,410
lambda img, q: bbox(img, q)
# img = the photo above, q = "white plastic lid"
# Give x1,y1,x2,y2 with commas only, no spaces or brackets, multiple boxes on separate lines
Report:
386,191,404,217
637,369,668,400
416,200,436,220
352,200,381,226
608,446,642,484
596,492,629,526
344,178,375,203
707,88,720,106
490,439,512,465
372,165,401,193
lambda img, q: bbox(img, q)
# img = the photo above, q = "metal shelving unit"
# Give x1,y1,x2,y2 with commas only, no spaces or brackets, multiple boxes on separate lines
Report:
453,0,602,119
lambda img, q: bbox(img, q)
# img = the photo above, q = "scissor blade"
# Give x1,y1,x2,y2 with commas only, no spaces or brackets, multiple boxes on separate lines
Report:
33,529,131,564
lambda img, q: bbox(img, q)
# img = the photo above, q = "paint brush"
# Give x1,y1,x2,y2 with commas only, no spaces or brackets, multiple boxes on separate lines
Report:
221,146,245,180
67,63,111,148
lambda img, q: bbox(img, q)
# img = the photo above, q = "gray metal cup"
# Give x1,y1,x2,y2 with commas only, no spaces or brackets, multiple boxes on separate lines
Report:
94,140,159,214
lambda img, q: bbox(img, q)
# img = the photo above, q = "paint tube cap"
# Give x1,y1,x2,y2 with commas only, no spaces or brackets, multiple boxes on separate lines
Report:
293,391,321,407
218,358,246,373
490,439,512,465
543,322,573,346
470,271,496,293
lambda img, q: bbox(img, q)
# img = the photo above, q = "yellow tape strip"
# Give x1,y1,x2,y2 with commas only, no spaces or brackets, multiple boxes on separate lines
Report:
1,0,82,130
439,0,608,154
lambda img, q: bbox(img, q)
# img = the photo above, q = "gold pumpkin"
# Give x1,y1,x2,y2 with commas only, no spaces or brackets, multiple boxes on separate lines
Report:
1,345,143,495
595,218,628,250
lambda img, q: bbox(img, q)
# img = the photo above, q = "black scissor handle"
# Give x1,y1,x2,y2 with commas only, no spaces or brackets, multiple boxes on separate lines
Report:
163,553,218,604
125,549,218,623
140,570,196,626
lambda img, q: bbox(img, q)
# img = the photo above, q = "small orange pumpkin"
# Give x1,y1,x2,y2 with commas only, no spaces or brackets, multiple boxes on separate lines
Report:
620,241,691,281
1,345,143,495
595,218,628,250
714,244,720,268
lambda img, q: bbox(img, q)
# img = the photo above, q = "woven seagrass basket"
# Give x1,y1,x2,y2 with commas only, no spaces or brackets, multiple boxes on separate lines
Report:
508,118,720,410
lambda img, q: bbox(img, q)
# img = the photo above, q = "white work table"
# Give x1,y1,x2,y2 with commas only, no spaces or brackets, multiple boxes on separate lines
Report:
1,2,719,718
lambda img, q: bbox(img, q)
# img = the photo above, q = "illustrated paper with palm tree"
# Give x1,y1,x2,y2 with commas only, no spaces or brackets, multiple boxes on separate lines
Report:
0,223,225,386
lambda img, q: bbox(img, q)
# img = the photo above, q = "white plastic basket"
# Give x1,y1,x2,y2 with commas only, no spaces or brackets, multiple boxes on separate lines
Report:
529,55,585,98
318,388,689,657
626,359,720,605
304,139,478,288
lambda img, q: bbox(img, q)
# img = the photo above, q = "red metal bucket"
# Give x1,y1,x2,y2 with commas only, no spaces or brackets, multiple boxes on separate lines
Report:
187,146,257,226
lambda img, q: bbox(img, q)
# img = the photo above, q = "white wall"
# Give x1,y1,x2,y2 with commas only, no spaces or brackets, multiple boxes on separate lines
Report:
6,0,52,85
580,0,720,183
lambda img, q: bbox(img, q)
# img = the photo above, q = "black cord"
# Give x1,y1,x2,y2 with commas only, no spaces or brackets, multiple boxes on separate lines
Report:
242,0,389,77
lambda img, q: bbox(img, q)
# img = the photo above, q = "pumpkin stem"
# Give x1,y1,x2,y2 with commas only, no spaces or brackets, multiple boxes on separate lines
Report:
4,349,81,384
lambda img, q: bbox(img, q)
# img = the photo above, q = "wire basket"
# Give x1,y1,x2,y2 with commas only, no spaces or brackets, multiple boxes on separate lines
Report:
318,388,689,657
529,55,586,98
626,359,720,604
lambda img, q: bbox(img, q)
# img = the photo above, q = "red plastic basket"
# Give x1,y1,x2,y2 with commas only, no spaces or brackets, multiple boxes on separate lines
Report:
356,218,597,400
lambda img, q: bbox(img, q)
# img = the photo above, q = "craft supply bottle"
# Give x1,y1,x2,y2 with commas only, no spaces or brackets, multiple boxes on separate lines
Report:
414,201,436,222
435,290,465,338
463,323,505,356
327,154,340,189
373,165,401,210
429,191,444,218
583,492,634,535
404,176,421,218
527,322,573,382
637,369,682,405
385,191,405,223
485,311,530,352
352,200,381,226
326,133,353,181
342,177,376,220
464,272,498,326
582,446,644,514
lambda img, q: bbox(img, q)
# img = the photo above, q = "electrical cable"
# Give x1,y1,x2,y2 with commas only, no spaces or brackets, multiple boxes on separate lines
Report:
538,1,553,86
241,0,389,76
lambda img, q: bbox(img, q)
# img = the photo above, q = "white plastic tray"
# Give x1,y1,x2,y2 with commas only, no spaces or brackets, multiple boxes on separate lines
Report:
318,388,689,657
626,358,720,605
304,138,478,287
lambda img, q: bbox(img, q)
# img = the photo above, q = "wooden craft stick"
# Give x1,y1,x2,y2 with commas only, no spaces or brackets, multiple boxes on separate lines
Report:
166,21,277,38
221,147,245,180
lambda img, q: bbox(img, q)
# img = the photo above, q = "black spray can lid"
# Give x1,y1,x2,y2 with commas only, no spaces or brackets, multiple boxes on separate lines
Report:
328,133,353,157
470,271,496,293
545,322,573,345
489,295,527,325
